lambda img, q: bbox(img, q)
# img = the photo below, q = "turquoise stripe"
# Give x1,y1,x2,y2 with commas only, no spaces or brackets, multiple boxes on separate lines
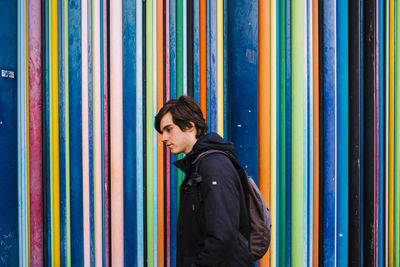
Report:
17,0,29,265
136,0,144,265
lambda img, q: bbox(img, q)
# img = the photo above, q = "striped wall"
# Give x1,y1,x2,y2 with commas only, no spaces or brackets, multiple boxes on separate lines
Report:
0,0,400,266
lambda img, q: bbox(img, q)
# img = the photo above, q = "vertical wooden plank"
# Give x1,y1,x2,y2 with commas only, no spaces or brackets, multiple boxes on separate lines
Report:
110,0,124,264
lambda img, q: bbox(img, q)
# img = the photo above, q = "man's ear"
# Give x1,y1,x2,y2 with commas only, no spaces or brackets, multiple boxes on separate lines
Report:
187,122,196,132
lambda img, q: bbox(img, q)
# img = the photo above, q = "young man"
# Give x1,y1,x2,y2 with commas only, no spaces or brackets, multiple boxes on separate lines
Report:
155,96,253,267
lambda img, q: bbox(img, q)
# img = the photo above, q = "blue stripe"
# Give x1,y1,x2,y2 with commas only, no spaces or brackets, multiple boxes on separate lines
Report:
303,0,309,264
209,0,217,132
223,0,228,139
87,1,95,264
193,0,200,103
100,0,106,264
0,0,19,264
123,0,137,265
59,0,68,264
135,0,144,264
378,0,384,264
337,0,349,264
323,0,337,265
206,0,211,130
68,0,84,264
227,0,258,182
170,0,177,265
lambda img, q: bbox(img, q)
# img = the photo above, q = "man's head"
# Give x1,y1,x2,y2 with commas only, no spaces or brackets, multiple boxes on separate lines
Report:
155,96,207,154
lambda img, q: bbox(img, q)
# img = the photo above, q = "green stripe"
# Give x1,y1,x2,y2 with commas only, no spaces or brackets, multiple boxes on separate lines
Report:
291,0,304,265
176,0,183,96
395,0,400,264
279,0,286,265
176,0,184,206
146,0,154,265
64,0,71,265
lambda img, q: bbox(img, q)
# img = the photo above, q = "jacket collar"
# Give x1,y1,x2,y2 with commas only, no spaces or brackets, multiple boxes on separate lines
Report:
173,132,236,174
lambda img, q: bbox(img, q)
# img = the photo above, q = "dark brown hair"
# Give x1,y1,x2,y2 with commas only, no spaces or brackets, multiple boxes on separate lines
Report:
155,96,207,139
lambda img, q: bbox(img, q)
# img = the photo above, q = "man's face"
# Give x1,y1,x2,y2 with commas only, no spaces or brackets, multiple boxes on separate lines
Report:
159,112,197,155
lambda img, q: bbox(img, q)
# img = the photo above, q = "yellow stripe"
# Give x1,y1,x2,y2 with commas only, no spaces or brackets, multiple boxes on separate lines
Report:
217,0,224,137
51,0,60,265
388,0,394,266
270,0,277,266
48,1,55,265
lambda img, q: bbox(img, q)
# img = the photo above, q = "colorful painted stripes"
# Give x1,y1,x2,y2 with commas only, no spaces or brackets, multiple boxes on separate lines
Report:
1,0,399,266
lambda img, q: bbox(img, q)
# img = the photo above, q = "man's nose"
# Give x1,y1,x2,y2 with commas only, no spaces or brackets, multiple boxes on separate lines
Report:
161,134,168,143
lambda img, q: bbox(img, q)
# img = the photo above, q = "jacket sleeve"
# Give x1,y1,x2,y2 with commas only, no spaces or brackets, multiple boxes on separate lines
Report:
194,158,241,266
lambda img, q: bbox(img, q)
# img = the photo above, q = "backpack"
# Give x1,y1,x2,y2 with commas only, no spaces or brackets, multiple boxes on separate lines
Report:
193,149,271,261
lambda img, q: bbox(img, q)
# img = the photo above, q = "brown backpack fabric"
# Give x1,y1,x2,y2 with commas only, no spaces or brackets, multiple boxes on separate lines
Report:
193,150,271,261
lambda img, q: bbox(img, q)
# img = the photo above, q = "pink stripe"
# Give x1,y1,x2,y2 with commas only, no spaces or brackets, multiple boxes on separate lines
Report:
81,0,91,264
93,0,103,265
28,0,43,265
110,0,124,265
103,0,110,265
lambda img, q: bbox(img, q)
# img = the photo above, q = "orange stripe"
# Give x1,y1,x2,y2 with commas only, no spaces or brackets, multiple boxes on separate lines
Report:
200,0,207,120
258,0,270,266
312,0,319,265
157,0,165,265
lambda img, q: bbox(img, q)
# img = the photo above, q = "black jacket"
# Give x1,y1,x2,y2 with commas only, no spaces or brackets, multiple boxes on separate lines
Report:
174,133,253,267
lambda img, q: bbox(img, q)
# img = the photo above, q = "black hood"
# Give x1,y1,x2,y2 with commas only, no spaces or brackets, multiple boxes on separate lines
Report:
173,132,237,173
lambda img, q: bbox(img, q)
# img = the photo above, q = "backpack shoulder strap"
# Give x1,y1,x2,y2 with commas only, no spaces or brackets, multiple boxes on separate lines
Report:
191,149,229,175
